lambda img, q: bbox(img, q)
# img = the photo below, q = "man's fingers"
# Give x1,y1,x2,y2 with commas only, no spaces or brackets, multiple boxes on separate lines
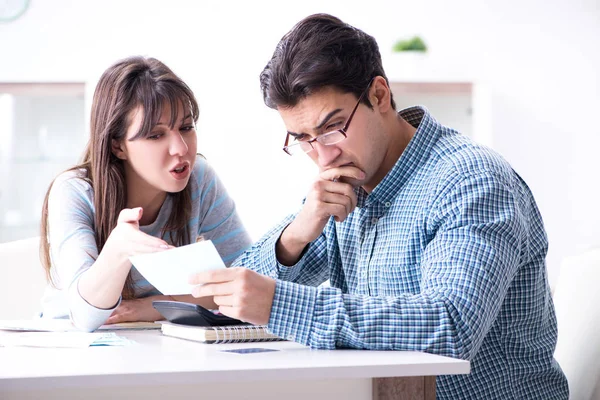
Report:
315,181,358,212
319,180,357,197
319,192,356,216
320,166,365,182
189,267,240,285
327,203,352,222
192,281,237,298
217,305,238,319
213,295,235,307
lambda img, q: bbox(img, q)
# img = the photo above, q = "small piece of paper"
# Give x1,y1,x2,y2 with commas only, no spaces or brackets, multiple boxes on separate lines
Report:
221,348,280,354
129,240,225,295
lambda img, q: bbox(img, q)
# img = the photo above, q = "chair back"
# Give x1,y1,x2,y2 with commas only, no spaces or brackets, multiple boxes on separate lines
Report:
554,248,600,400
0,237,47,319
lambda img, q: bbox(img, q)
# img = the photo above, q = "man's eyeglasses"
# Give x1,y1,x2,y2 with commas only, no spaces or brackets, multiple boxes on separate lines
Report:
283,79,374,156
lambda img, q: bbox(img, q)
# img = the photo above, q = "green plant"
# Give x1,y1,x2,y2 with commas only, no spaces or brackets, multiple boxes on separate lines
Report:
392,36,427,52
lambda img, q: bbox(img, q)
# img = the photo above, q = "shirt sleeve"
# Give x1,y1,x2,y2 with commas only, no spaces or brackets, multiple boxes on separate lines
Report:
195,161,252,265
232,210,332,287
263,171,526,356
47,174,119,331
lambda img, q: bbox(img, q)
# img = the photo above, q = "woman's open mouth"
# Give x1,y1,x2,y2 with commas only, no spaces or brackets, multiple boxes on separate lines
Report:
170,163,190,180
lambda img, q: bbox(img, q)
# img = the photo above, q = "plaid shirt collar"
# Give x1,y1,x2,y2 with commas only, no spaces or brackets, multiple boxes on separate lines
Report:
357,106,442,208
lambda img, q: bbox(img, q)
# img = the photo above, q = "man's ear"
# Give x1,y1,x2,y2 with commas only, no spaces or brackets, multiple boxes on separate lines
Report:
371,77,392,113
111,139,127,160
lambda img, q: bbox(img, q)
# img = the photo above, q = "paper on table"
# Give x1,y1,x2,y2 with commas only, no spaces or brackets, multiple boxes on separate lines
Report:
0,319,78,332
0,331,134,348
0,320,161,332
129,240,226,295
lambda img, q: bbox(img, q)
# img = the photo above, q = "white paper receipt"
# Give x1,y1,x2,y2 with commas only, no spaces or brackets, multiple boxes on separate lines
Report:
129,240,225,295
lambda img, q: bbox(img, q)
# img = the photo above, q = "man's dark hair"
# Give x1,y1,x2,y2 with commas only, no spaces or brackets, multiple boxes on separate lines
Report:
260,13,396,110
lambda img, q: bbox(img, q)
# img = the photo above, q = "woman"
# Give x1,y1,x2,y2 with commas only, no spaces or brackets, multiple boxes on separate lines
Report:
39,56,251,331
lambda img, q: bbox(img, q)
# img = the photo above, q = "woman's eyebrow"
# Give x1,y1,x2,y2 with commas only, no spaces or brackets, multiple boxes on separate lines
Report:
156,113,193,126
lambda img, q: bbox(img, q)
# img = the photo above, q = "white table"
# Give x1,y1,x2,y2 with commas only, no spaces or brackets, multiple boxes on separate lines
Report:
0,330,469,400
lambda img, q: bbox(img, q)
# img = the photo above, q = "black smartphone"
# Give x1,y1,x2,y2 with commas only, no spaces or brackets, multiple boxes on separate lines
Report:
152,300,246,327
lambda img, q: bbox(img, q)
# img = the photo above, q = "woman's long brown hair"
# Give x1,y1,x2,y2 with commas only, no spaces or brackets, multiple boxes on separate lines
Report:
40,56,199,299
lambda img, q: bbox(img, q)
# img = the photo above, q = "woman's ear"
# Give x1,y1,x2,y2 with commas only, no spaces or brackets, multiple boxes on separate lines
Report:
111,139,127,160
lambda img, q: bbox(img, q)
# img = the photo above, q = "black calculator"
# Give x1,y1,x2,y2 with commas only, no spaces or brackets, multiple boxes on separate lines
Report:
152,300,246,327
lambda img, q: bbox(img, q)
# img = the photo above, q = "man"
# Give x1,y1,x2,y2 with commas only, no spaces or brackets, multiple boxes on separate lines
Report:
191,13,568,399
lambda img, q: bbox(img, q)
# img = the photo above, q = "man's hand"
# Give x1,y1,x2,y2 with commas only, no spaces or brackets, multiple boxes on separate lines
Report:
277,165,363,264
189,268,276,325
105,295,164,324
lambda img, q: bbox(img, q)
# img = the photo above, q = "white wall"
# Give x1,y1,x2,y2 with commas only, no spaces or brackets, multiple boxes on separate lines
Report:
0,95,85,242
0,0,598,287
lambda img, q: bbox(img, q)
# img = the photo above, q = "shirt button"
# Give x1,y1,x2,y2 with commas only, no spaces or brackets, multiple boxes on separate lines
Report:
371,218,378,225
384,201,391,207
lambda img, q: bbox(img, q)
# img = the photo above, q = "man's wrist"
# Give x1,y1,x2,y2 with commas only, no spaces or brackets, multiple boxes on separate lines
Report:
276,224,309,266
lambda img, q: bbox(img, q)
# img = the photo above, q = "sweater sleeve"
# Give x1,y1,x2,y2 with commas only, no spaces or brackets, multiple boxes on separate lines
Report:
46,172,119,331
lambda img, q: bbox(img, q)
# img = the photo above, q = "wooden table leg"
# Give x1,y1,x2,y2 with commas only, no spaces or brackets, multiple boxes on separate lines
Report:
372,376,436,400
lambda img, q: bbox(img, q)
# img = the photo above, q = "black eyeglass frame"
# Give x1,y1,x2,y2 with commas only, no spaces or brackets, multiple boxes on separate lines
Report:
282,78,375,156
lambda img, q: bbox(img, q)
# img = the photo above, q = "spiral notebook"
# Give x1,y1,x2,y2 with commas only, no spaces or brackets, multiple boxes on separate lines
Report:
160,322,283,344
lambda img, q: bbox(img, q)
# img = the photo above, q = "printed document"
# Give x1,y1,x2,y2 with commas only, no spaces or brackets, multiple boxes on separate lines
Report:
129,240,225,295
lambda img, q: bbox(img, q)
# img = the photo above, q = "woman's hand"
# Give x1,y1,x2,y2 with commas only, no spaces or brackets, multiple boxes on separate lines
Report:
102,207,172,269
105,295,166,324
77,207,173,311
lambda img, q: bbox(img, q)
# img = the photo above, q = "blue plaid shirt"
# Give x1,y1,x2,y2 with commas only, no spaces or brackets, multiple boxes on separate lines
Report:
234,106,568,399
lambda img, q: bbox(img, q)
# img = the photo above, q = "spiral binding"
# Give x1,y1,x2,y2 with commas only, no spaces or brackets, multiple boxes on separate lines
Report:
212,325,281,344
